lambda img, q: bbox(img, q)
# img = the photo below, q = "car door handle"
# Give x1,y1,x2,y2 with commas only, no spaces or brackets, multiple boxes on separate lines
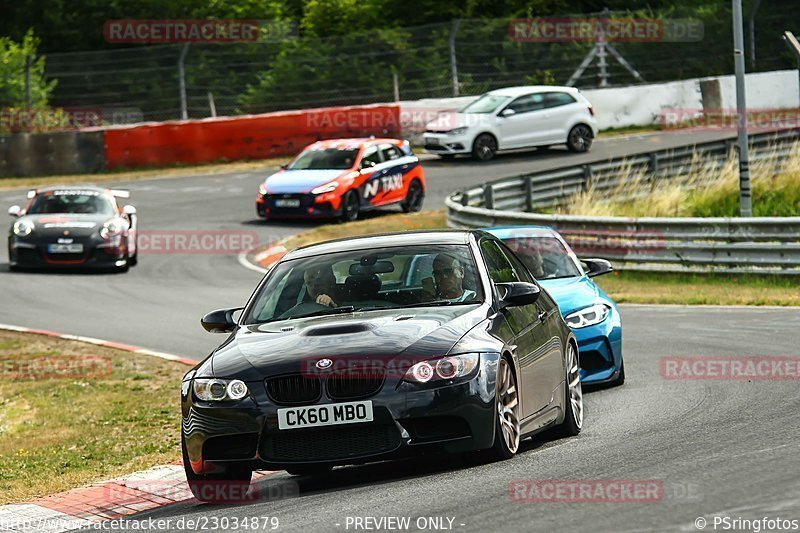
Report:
537,310,547,321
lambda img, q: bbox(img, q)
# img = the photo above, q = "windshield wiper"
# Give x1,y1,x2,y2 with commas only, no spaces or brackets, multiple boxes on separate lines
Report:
395,300,473,309
283,305,356,320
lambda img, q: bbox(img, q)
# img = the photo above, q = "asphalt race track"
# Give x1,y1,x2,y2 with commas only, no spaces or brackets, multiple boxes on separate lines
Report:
95,306,800,532
0,129,742,357
2,129,799,531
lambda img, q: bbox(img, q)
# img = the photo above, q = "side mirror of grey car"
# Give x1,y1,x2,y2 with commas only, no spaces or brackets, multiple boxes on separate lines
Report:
201,307,243,333
8,205,21,217
500,108,516,117
582,258,613,278
122,205,137,216
497,281,540,308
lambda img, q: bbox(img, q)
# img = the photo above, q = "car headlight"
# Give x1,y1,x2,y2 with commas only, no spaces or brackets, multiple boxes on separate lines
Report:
447,127,468,136
192,378,249,401
13,220,34,237
258,182,268,196
403,353,480,384
565,304,610,329
100,218,125,239
311,181,338,195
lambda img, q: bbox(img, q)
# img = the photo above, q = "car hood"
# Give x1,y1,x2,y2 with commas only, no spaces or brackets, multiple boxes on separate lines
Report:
263,169,347,194
209,305,487,380
14,214,112,238
538,276,601,317
425,112,493,132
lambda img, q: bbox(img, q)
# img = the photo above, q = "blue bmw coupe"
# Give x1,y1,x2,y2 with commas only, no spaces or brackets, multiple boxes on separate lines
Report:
488,226,624,386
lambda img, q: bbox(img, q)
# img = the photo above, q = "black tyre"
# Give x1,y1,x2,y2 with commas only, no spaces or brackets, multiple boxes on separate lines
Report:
340,190,360,222
128,237,138,266
551,342,583,438
401,180,424,213
567,124,593,153
489,358,520,460
471,133,498,161
182,435,252,503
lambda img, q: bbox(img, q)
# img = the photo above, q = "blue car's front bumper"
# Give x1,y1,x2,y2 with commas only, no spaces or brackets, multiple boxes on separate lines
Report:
571,305,622,384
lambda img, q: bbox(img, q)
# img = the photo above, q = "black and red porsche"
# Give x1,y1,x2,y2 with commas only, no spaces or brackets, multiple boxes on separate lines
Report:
182,230,583,502
7,186,138,272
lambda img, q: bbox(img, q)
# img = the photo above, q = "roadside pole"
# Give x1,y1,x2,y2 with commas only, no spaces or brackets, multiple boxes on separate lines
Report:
732,0,752,217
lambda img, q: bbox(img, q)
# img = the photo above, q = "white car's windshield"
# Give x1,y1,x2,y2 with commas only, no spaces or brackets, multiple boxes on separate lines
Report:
459,94,511,114
27,191,116,215
243,245,483,324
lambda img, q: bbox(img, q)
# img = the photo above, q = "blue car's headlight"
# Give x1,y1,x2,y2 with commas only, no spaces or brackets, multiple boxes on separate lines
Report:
565,304,610,329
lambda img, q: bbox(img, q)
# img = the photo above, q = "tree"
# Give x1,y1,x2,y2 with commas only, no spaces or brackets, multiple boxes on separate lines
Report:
0,30,55,107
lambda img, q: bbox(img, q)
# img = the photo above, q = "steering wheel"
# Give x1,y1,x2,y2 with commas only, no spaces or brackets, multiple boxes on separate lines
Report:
278,301,330,320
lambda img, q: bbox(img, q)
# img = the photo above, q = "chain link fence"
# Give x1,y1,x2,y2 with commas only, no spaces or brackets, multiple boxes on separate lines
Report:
17,3,800,123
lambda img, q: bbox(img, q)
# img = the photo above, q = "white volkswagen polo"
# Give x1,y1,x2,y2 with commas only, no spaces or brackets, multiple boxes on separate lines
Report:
423,86,597,161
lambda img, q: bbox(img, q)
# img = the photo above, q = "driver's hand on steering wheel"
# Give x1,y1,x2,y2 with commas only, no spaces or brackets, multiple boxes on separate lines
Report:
316,294,337,307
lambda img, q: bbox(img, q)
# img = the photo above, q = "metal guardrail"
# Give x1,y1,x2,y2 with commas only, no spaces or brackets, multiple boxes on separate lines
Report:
446,128,800,274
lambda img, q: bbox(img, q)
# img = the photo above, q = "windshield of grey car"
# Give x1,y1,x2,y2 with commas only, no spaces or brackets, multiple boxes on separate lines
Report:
27,190,116,215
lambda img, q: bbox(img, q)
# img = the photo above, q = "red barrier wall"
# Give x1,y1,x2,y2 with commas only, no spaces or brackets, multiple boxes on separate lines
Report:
103,104,401,169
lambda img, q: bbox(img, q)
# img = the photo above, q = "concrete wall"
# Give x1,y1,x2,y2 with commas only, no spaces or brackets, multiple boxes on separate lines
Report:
0,131,105,177
399,69,800,135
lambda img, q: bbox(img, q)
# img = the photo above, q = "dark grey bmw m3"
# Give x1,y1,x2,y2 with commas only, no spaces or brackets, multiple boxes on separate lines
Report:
182,230,582,502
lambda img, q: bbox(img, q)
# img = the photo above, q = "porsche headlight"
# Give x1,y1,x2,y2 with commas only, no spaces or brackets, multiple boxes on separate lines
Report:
447,127,468,136
13,220,34,237
403,353,480,384
311,181,338,195
565,304,610,329
258,182,268,196
100,219,125,239
192,378,249,401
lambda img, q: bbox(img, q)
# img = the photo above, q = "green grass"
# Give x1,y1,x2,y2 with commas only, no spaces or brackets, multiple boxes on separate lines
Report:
595,270,799,306
554,143,800,218
0,330,186,504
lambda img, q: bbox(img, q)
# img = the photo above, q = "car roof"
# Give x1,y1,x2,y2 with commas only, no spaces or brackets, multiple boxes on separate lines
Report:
283,230,490,260
486,86,580,98
485,225,560,238
307,138,404,150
